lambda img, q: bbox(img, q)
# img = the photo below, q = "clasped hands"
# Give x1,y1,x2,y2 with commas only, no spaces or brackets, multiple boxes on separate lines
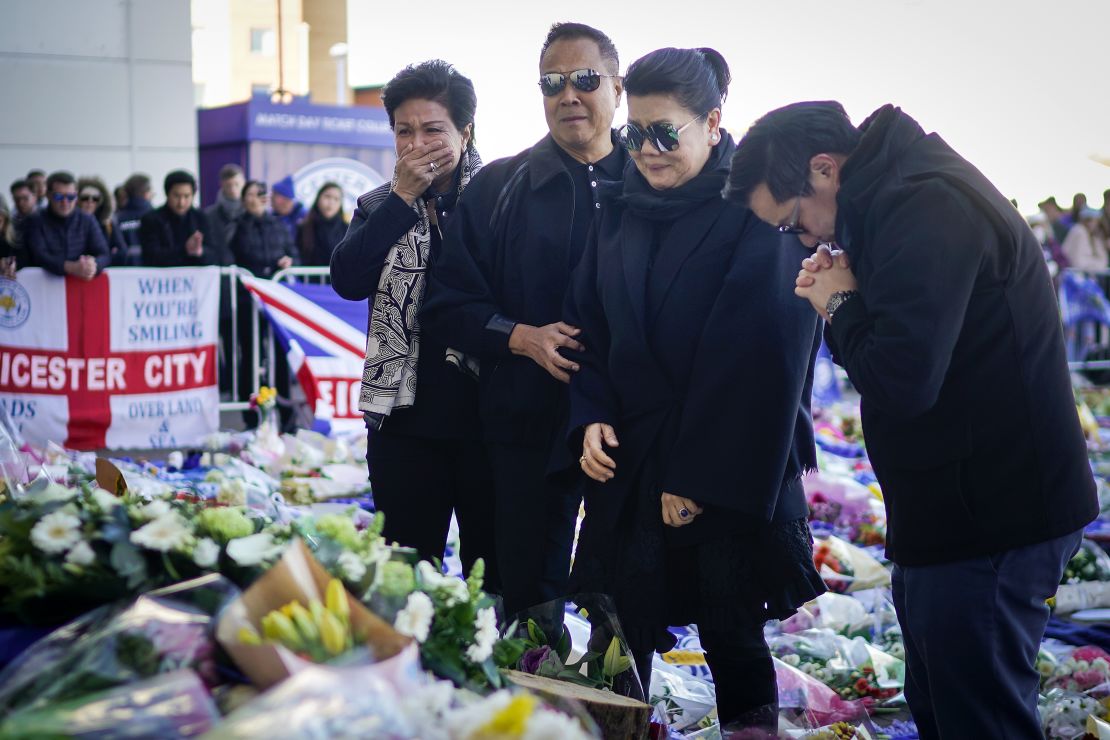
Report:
794,244,858,321
580,422,703,528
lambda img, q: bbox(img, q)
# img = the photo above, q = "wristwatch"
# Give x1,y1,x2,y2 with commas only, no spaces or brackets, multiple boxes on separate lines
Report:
825,290,860,322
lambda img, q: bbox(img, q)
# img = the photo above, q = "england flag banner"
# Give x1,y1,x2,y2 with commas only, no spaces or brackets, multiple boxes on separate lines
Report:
0,267,220,449
240,275,367,433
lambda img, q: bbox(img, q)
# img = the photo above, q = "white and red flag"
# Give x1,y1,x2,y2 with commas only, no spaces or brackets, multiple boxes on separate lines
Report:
0,267,220,449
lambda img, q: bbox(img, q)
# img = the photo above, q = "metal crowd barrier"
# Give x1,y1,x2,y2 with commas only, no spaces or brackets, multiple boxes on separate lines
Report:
1061,268,1110,375
216,266,334,416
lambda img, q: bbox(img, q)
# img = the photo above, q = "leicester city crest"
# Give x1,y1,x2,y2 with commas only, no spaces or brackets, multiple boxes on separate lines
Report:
0,278,30,328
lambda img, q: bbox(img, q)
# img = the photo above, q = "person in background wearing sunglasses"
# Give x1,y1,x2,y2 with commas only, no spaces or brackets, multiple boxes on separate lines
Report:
22,170,109,281
422,22,628,619
726,102,1098,739
139,170,217,268
77,176,127,266
564,47,823,731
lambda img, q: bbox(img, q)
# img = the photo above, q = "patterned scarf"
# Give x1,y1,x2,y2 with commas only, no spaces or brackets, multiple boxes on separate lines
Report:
359,148,480,420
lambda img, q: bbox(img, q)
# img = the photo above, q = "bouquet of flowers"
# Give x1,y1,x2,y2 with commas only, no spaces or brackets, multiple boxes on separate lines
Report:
0,476,285,624
0,575,237,716
1062,540,1110,584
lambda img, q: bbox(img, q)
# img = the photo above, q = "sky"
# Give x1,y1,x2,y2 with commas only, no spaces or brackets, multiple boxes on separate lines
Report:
347,0,1110,215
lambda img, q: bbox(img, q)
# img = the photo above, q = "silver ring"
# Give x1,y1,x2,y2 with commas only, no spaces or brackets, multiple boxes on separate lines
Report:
429,162,438,172
679,507,690,519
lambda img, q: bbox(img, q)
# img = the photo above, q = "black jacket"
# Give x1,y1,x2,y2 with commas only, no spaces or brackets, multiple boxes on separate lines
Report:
330,180,478,439
298,211,347,267
204,197,242,266
114,198,151,265
826,106,1097,565
22,209,110,276
139,206,218,267
422,133,629,449
229,212,300,278
566,143,819,531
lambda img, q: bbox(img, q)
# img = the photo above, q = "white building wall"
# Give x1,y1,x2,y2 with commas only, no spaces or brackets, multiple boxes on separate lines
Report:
0,0,196,205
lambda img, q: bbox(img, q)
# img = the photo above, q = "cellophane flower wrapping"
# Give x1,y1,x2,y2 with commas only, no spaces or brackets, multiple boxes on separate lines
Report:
0,574,236,721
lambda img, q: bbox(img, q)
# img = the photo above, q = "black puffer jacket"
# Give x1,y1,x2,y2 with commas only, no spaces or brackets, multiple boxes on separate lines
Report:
229,211,300,277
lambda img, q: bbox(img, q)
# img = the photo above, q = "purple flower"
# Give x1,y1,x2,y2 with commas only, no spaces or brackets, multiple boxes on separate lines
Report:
520,645,552,674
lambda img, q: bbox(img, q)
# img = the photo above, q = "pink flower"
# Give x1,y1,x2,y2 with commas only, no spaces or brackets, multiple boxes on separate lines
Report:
1071,669,1104,690
1073,646,1110,663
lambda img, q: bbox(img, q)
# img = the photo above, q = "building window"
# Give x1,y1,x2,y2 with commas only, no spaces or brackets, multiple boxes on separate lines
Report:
250,28,275,56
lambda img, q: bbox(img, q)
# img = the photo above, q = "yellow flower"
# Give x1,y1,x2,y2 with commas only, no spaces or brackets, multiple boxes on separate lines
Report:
475,694,537,738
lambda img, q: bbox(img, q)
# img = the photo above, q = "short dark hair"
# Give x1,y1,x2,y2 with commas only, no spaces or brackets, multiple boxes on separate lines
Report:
725,101,861,204
46,171,76,191
241,180,265,200
219,163,244,181
26,169,45,180
382,60,478,148
124,173,152,201
10,179,31,195
624,47,730,117
540,22,619,74
164,169,197,195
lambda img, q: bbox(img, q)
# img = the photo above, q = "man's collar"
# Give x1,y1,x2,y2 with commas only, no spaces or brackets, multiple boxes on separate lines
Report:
529,131,623,190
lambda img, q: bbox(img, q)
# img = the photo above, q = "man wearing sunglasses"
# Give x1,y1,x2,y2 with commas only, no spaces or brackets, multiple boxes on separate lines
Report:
22,170,109,281
423,22,628,618
726,102,1097,739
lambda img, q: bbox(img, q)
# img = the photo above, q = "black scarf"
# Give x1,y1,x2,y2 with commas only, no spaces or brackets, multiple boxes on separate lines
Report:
619,130,734,221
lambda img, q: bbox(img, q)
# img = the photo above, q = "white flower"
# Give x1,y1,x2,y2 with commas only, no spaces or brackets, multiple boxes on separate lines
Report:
130,512,192,552
30,511,83,554
226,532,284,566
66,540,97,566
28,482,78,505
525,709,592,740
337,551,367,583
394,591,434,643
466,606,498,663
167,451,185,469
138,500,171,520
90,488,120,511
417,560,444,587
217,479,246,506
193,538,220,568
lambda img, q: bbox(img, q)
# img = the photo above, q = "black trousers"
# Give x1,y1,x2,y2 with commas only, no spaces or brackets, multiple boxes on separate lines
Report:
367,429,499,590
633,622,777,732
892,528,1083,740
487,442,581,617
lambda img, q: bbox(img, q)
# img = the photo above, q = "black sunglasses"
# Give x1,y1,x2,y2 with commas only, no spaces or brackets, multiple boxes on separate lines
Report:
538,68,617,97
618,114,705,153
52,193,78,202
79,194,102,203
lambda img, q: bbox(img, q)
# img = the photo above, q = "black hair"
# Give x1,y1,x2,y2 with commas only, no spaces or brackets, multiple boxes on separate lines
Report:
382,60,477,149
45,170,76,191
9,179,30,195
241,179,265,200
26,169,45,179
124,173,152,201
725,101,861,204
540,22,619,75
218,163,244,181
164,169,197,195
623,47,730,117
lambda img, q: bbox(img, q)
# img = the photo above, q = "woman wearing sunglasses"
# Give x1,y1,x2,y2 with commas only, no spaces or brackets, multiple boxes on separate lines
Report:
565,47,825,733
330,60,498,591
76,176,127,266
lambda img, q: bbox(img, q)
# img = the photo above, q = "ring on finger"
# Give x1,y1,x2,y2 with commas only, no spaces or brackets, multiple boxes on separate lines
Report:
678,507,690,519
429,162,438,172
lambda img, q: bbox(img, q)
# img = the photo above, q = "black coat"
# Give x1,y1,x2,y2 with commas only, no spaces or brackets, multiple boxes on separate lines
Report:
330,183,478,439
139,206,218,267
229,211,300,278
204,199,242,266
826,106,1097,565
22,210,110,276
422,133,629,449
566,158,820,533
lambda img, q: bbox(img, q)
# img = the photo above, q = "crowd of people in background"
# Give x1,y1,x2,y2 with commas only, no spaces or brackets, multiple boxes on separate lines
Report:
0,165,349,280
1033,190,1110,276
